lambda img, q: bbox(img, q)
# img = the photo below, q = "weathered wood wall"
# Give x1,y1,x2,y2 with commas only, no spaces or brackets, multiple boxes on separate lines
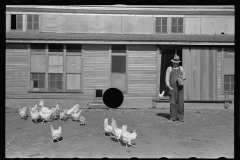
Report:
83,45,110,98
127,45,157,97
39,13,235,35
182,47,234,101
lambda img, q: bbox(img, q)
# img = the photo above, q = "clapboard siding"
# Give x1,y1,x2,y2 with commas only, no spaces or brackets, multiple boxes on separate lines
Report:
128,45,157,97
216,49,223,99
185,18,201,34
83,45,110,97
42,14,58,32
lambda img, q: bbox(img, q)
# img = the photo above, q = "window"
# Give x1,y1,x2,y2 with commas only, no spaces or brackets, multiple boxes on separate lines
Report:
31,73,45,90
49,73,63,90
155,17,167,33
29,43,82,92
27,15,39,30
224,75,234,94
111,45,127,93
11,14,23,30
171,18,183,33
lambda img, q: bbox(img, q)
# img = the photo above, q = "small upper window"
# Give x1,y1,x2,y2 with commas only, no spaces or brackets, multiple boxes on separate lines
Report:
11,14,23,30
112,45,126,53
66,44,82,52
48,44,63,52
155,17,167,34
171,18,183,33
27,15,39,30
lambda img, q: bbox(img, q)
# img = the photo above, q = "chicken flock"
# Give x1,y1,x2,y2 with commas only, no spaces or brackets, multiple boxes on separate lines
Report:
19,100,139,147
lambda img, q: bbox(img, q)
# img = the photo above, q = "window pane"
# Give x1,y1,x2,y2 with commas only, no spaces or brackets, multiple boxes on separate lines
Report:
172,18,177,25
56,81,62,89
56,74,62,81
6,43,28,49
27,15,32,23
31,73,38,80
30,43,46,51
16,15,22,22
155,26,161,33
39,74,45,81
156,18,161,25
48,44,63,52
162,18,167,25
50,81,55,89
231,84,234,92
49,74,55,80
27,22,32,30
112,45,126,53
33,80,38,88
231,76,234,84
172,26,177,33
162,26,167,33
34,15,39,22
16,23,22,30
39,81,45,88
66,44,82,52
178,18,183,25
11,15,16,29
224,84,230,92
112,56,126,73
34,23,39,30
224,76,230,83
178,26,183,33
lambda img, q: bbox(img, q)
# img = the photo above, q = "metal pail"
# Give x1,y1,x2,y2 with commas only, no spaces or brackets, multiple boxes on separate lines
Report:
177,78,184,86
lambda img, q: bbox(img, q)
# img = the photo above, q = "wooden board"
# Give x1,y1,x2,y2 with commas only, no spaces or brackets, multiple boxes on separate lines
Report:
66,56,81,73
111,73,126,92
42,14,58,32
67,74,81,90
121,15,154,34
30,55,45,72
185,18,201,34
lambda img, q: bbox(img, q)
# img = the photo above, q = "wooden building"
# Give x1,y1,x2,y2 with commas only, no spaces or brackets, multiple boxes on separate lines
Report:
6,5,235,108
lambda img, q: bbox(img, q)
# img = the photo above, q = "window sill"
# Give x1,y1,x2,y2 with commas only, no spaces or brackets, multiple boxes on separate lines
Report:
28,90,83,93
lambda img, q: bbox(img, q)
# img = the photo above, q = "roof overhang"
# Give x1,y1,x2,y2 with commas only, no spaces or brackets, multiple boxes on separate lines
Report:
6,32,234,46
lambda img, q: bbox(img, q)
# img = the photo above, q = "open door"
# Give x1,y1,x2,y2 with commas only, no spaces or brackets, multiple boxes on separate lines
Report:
159,47,182,97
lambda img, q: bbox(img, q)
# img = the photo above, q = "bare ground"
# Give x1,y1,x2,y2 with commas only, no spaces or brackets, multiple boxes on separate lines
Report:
5,106,234,158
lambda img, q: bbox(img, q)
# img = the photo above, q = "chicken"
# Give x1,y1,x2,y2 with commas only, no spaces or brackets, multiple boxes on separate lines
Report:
103,118,115,136
29,109,40,123
66,104,80,115
39,99,52,113
121,125,139,147
30,104,38,112
39,109,54,122
51,103,60,120
158,90,165,98
111,118,122,143
19,106,28,120
50,124,62,143
59,108,67,121
71,109,82,121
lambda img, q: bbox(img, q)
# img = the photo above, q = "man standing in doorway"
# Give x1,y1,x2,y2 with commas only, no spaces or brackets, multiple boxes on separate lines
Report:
165,54,186,122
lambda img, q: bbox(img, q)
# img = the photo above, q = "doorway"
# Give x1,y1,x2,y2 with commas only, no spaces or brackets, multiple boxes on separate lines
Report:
159,47,182,96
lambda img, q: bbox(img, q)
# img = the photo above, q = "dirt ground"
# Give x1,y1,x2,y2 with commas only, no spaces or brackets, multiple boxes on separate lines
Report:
5,106,234,158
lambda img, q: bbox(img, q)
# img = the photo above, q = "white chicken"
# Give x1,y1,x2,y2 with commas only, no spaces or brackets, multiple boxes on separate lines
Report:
19,106,28,120
39,99,52,113
121,125,139,147
59,108,67,121
71,109,82,121
50,124,62,143
30,104,38,112
66,104,80,115
103,118,115,136
51,103,60,120
39,109,54,122
29,109,40,123
111,118,123,143
158,90,165,98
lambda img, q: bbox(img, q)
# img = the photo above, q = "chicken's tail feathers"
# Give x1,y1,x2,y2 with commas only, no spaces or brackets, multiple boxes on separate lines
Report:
104,118,108,125
50,124,53,132
122,125,127,131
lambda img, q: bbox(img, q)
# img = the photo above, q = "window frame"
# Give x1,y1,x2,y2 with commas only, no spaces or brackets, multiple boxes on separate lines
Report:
223,75,234,94
155,17,168,34
26,14,40,31
170,17,185,34
10,14,23,31
110,45,128,93
28,43,83,93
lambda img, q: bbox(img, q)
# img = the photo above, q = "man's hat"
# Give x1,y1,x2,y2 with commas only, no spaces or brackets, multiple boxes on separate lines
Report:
171,54,181,63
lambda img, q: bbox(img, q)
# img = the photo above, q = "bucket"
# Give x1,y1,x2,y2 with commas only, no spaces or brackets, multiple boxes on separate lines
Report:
177,78,184,86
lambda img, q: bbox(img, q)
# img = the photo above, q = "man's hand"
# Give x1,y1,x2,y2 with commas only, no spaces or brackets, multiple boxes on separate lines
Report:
169,86,174,91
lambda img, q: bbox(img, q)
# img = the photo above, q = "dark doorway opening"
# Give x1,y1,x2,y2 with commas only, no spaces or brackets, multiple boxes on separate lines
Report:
159,47,182,96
